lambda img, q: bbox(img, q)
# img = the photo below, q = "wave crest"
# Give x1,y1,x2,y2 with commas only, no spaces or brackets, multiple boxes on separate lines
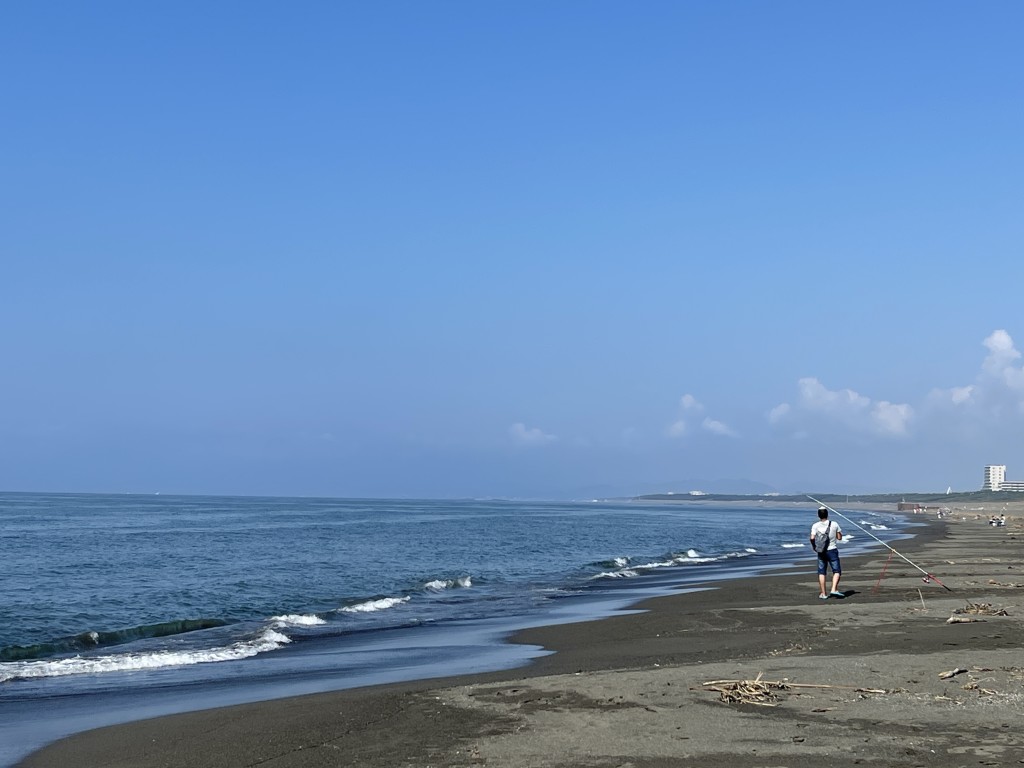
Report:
337,596,411,614
271,614,326,627
0,618,230,663
591,569,639,579
424,576,472,591
0,628,289,683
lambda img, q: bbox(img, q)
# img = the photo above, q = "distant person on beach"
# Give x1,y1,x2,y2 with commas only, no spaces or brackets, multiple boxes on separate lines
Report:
811,506,843,599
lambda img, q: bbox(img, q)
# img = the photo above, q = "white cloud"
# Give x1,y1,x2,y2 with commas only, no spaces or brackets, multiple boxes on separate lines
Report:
927,384,974,408
950,386,974,405
927,329,1024,418
871,401,912,436
667,419,687,438
702,417,736,437
680,394,702,411
981,329,1024,394
982,329,1021,376
509,422,556,446
769,377,912,437
668,393,734,439
798,377,871,413
681,329,1024,447
767,403,790,424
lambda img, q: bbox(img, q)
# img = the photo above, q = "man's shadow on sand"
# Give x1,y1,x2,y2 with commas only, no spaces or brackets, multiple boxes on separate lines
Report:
829,590,859,599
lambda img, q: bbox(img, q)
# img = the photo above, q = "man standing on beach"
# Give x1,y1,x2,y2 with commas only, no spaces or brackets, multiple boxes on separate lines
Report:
811,506,843,599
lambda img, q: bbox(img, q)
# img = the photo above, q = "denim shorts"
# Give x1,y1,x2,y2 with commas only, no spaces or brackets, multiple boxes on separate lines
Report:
817,549,841,575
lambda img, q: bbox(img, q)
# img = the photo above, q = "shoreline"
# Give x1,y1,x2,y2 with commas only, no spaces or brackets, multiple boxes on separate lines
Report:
20,507,1024,766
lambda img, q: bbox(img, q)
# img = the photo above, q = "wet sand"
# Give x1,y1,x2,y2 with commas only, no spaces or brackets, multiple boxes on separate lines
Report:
20,505,1024,767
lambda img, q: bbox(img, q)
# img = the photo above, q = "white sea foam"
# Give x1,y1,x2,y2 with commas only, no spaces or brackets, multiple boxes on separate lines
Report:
338,596,411,613
0,628,290,683
612,557,629,567
722,549,756,559
591,569,639,579
424,576,473,591
781,543,806,548
635,559,677,569
869,525,889,530
673,554,718,564
271,613,326,627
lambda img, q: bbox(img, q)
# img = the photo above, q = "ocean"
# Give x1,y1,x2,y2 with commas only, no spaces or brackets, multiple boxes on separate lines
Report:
0,492,911,766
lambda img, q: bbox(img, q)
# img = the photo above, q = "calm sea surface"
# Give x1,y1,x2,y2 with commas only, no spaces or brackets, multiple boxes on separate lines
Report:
0,493,911,765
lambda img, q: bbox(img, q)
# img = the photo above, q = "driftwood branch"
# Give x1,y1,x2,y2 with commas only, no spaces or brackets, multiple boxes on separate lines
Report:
953,602,1008,616
700,676,886,705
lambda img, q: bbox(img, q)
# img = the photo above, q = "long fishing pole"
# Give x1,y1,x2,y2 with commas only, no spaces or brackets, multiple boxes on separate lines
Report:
807,496,953,592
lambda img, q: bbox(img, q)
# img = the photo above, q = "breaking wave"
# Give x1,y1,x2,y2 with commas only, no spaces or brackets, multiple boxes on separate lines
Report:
590,547,755,579
424,576,472,591
591,569,640,579
270,614,326,627
0,618,230,663
0,628,290,683
337,596,411,613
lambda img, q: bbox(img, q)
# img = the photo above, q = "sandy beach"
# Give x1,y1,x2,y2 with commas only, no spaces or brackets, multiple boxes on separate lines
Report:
20,504,1024,768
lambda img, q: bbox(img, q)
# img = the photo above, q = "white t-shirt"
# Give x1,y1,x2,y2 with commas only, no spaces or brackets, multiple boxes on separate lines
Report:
810,519,841,551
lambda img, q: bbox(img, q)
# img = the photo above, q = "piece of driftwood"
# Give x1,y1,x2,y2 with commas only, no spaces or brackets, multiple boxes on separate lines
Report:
700,674,886,705
946,616,984,624
961,681,997,695
701,674,782,706
954,602,1008,616
987,579,1022,587
939,667,968,679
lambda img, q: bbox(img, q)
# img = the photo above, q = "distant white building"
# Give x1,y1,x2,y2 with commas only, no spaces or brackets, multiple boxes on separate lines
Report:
983,465,1006,491
982,464,1024,491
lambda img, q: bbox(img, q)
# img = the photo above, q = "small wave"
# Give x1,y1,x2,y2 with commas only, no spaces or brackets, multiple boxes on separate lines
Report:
270,614,326,627
781,543,806,548
869,525,889,531
0,618,230,662
721,549,756,559
337,596,411,614
591,569,639,579
0,628,289,683
672,555,718,564
424,576,472,591
594,556,631,569
633,559,677,569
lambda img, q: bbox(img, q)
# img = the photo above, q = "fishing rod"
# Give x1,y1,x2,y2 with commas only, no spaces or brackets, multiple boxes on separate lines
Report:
807,496,953,592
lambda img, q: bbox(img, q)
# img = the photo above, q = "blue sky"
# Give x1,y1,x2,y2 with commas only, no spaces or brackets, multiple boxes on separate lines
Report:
3,2,1024,498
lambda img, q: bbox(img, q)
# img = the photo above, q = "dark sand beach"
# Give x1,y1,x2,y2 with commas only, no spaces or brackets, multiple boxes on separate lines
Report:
20,506,1024,768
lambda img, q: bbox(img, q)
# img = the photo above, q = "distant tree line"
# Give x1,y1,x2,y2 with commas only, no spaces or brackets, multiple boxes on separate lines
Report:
635,491,1019,504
